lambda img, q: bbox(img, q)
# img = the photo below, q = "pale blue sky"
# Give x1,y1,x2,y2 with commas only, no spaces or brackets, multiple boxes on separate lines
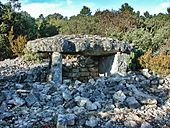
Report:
2,0,170,18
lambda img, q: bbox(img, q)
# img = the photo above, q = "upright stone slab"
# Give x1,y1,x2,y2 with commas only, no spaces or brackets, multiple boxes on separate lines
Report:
110,52,129,75
110,52,119,74
50,52,62,83
98,52,130,76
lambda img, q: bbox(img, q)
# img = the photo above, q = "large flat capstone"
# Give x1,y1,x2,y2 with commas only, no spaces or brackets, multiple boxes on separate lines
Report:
26,35,132,56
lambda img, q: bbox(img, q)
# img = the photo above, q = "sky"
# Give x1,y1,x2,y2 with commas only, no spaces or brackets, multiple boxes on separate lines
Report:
1,0,170,18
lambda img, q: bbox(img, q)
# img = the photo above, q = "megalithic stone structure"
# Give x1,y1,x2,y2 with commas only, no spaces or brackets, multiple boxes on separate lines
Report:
26,35,133,83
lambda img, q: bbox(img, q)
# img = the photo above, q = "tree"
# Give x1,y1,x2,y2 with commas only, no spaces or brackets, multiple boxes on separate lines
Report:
119,3,134,13
46,13,64,21
36,14,58,38
167,7,170,14
0,34,11,60
144,11,151,18
80,6,91,16
7,0,21,10
14,11,37,40
136,11,140,17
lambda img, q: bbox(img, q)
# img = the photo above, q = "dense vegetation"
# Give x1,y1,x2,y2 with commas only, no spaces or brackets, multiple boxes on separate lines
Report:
0,1,170,74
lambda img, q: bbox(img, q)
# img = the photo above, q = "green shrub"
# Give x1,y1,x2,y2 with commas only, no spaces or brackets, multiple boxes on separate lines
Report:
23,48,42,63
60,15,99,35
122,28,153,52
159,37,170,55
0,34,11,60
127,49,143,71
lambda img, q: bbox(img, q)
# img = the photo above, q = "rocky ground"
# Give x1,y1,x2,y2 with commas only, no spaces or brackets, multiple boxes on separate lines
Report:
0,58,49,83
0,58,170,128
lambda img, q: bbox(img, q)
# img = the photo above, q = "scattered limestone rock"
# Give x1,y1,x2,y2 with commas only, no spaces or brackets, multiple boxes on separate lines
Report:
0,57,170,128
25,92,38,107
62,90,72,101
85,116,99,127
124,120,138,128
75,96,89,107
86,101,98,111
140,122,153,128
126,96,141,108
57,113,77,126
113,90,126,103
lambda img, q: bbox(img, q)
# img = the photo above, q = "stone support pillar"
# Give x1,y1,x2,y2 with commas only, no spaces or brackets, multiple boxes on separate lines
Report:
49,52,62,84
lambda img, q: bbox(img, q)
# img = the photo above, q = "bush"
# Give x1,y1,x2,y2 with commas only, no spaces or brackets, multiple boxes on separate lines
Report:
139,49,170,75
8,27,27,57
159,37,170,55
10,35,27,56
23,48,42,63
122,28,153,52
127,49,143,71
0,34,11,60
60,15,99,35
149,54,170,75
138,49,152,69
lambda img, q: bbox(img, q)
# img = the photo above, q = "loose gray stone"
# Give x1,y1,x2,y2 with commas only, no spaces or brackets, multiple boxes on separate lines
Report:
62,90,72,101
86,101,97,111
75,80,82,87
140,122,153,128
44,117,53,122
65,113,77,125
64,99,76,108
57,114,76,126
0,120,7,126
63,79,72,85
150,80,159,85
0,55,170,128
13,96,25,106
126,96,141,108
88,78,96,85
94,102,101,109
158,79,165,85
15,83,24,89
73,106,86,115
113,90,126,103
141,69,152,78
75,96,89,107
124,120,138,128
1,112,13,120
103,120,114,128
8,95,25,106
25,92,38,106
85,116,98,127
2,90,13,100
52,94,64,107
126,84,154,99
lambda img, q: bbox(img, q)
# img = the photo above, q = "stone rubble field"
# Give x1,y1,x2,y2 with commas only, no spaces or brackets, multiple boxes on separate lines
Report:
0,58,170,128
